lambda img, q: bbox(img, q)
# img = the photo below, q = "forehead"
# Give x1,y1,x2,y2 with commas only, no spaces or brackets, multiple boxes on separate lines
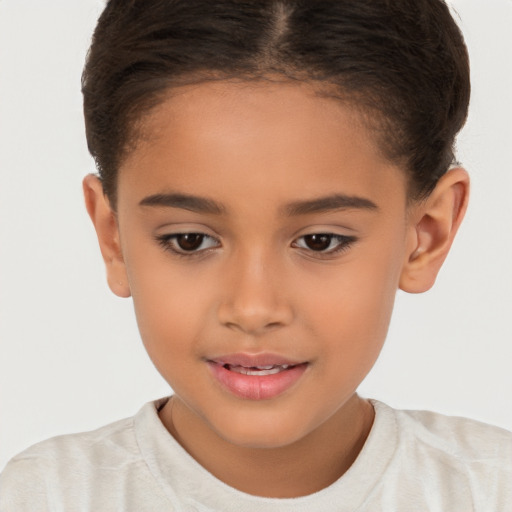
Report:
118,80,407,210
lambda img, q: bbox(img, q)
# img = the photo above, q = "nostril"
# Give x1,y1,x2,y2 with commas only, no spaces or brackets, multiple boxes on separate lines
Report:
222,318,286,334
216,285,294,334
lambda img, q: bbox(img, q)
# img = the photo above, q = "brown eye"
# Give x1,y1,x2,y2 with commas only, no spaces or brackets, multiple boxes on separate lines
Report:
303,234,333,251
156,232,220,255
292,233,356,255
175,233,205,251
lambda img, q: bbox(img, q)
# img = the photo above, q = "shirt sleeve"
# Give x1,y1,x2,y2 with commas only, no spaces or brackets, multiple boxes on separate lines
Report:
0,456,51,512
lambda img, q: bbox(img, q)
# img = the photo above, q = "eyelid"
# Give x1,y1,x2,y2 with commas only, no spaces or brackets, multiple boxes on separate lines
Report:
291,232,357,257
155,231,221,257
153,226,357,259
153,222,220,243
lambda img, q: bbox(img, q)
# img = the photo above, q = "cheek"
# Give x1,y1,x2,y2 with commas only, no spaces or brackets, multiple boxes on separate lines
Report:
310,292,393,401
305,243,404,366
131,286,211,392
124,251,215,369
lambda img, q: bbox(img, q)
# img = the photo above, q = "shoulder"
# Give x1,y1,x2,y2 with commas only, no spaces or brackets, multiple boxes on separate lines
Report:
0,412,142,511
371,401,512,510
0,398,177,511
3,414,139,467
393,405,512,465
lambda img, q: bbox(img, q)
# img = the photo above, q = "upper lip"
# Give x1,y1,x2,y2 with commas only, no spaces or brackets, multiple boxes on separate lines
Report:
207,352,305,368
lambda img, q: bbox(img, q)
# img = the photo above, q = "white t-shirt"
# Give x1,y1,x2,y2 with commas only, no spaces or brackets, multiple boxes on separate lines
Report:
1,397,511,512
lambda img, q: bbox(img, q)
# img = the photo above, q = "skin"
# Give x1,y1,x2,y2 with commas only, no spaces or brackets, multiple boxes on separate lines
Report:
84,80,469,498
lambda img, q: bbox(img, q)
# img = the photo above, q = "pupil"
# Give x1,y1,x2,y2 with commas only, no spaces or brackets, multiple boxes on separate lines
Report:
305,234,331,251
177,233,203,251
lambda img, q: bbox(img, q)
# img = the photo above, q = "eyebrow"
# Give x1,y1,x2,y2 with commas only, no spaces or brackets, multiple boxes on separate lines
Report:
283,194,378,216
139,193,225,214
139,192,378,216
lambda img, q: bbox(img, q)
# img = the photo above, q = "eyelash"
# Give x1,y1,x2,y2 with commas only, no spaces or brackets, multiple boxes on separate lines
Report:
155,233,220,258
155,232,357,259
291,233,356,257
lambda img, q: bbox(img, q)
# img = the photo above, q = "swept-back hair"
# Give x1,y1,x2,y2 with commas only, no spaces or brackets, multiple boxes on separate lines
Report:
83,0,470,206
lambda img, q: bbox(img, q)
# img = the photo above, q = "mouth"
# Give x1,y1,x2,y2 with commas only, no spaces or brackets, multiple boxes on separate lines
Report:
221,363,295,376
207,354,308,400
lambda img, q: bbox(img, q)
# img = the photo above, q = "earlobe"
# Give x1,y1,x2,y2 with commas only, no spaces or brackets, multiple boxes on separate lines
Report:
83,174,131,298
399,167,470,294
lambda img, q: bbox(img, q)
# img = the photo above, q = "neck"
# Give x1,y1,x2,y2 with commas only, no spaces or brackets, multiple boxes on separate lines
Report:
159,394,374,498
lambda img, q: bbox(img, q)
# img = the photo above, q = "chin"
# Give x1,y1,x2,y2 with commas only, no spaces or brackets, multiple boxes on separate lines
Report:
208,408,310,450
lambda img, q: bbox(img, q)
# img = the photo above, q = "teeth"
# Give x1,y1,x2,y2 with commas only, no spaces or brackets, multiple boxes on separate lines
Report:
227,364,293,376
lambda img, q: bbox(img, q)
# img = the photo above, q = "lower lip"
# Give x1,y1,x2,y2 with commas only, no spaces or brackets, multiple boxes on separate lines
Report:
207,362,308,400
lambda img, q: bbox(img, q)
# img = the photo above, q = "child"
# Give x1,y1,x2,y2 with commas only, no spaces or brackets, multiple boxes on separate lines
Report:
1,0,511,510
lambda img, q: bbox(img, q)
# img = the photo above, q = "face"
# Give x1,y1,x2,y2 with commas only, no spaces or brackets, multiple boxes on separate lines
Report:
114,81,413,448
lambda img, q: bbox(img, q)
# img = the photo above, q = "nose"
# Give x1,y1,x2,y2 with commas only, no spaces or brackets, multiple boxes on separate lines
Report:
217,250,293,336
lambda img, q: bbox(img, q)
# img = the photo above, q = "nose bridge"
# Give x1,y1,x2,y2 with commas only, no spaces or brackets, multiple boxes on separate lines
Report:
217,244,292,334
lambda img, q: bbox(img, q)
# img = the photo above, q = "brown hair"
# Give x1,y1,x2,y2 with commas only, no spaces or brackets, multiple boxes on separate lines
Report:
82,0,470,206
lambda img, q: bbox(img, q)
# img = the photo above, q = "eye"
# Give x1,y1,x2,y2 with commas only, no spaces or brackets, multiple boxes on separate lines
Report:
156,233,220,255
292,233,356,255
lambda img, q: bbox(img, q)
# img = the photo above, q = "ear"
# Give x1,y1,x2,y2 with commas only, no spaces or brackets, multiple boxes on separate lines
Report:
399,167,470,293
83,174,131,298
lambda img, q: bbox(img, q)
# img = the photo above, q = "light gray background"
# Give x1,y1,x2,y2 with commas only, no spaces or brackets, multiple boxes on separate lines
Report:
1,0,511,469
